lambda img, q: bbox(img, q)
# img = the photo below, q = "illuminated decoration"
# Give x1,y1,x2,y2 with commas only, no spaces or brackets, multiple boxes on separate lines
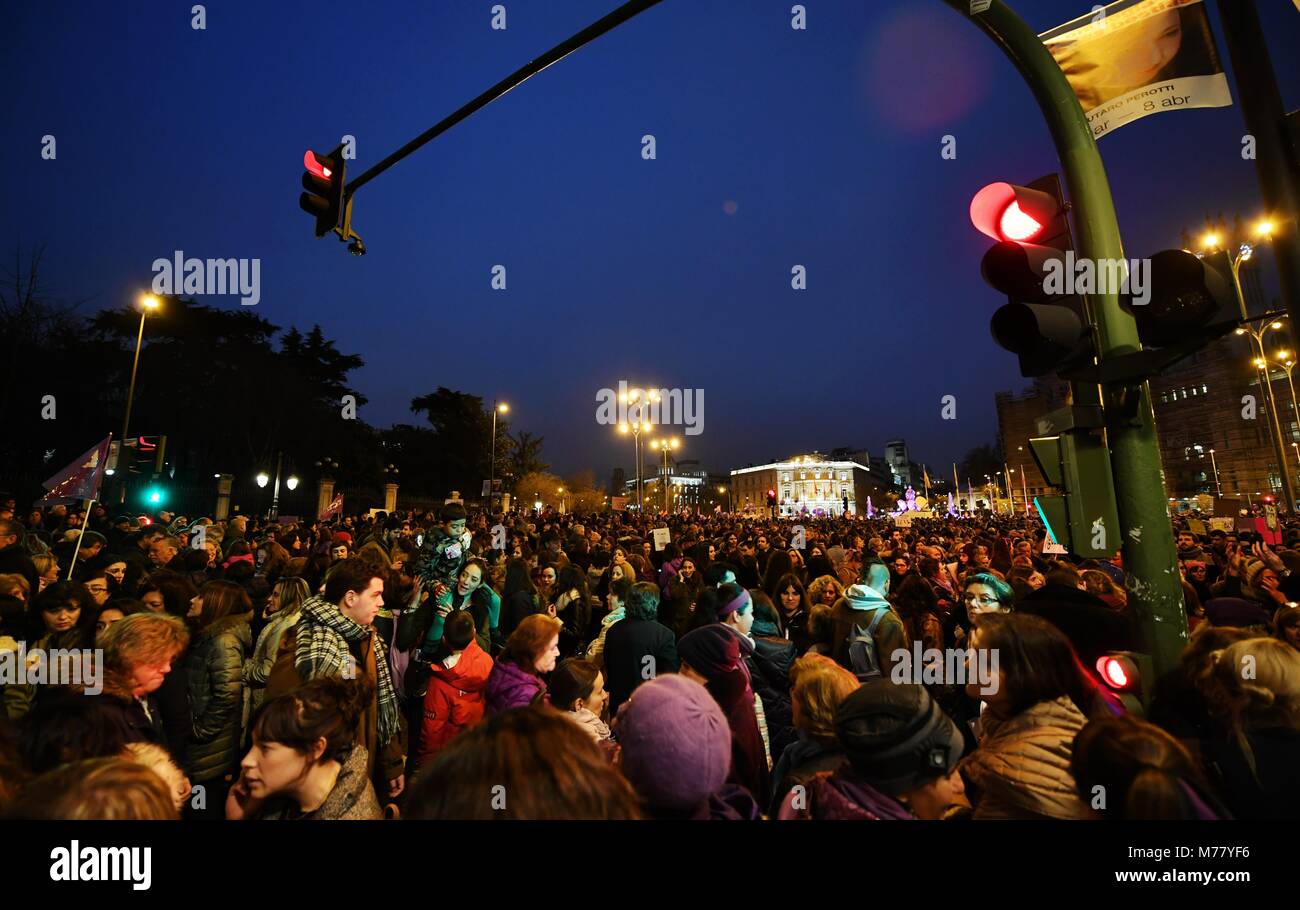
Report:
866,497,875,519
947,491,958,518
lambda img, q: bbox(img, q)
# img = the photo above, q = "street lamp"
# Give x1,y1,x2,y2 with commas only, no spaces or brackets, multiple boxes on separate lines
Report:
490,400,509,508
256,472,270,488
617,417,651,511
286,475,300,491
1265,349,1300,450
1204,222,1293,509
1208,448,1222,496
650,437,678,512
117,293,161,500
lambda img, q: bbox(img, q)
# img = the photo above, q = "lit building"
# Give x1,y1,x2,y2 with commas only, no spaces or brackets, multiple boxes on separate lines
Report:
730,453,892,516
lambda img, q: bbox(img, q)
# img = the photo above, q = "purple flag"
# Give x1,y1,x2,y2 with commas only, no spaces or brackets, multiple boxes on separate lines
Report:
40,436,112,504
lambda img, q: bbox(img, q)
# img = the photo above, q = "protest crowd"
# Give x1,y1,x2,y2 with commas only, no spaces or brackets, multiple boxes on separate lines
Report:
0,493,1298,821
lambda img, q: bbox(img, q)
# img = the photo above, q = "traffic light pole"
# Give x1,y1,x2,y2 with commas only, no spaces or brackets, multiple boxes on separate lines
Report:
945,0,1188,675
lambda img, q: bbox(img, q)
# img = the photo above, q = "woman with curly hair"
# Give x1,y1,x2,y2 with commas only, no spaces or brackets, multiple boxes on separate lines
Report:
1195,637,1300,819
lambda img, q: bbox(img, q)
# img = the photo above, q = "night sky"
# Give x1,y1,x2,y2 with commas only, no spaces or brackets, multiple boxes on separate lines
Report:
6,0,1300,483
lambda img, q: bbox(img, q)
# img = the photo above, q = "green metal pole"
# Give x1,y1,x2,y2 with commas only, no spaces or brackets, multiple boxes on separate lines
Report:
944,0,1188,675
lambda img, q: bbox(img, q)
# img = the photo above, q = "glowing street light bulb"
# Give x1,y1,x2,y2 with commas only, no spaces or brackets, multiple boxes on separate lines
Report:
1256,220,1275,237
1202,233,1220,249
286,476,300,491
256,472,270,488
497,402,509,413
1271,321,1284,330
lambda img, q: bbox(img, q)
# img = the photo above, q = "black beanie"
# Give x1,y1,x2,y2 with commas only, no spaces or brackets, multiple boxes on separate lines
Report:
834,679,964,797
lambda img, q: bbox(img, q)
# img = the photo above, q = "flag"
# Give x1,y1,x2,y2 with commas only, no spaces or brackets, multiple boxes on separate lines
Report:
39,436,112,504
923,465,931,489
320,493,343,520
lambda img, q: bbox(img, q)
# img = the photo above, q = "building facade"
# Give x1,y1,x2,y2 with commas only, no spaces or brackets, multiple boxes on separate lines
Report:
730,453,893,516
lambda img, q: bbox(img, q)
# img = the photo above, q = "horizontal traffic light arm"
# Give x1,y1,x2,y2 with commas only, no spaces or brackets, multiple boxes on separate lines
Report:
343,0,665,197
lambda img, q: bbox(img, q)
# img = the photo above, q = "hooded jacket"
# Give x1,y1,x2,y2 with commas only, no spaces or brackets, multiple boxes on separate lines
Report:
184,611,253,783
829,584,909,678
959,696,1093,820
485,657,546,714
417,639,494,766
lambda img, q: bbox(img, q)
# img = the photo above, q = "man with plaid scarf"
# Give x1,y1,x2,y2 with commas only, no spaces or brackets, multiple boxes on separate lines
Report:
264,558,407,800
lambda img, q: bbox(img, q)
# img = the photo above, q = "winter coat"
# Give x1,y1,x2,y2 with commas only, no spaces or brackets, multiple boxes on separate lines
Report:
603,617,679,716
500,590,541,640
657,557,683,594
828,585,909,678
1199,727,1300,820
707,666,770,802
746,633,797,761
253,744,382,820
778,764,915,820
417,640,493,766
959,696,1092,820
97,691,170,750
770,735,846,815
244,608,300,716
485,658,546,714
265,625,407,787
184,612,252,783
585,607,624,669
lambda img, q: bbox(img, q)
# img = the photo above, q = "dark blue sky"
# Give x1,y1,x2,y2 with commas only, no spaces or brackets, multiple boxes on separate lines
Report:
6,0,1300,483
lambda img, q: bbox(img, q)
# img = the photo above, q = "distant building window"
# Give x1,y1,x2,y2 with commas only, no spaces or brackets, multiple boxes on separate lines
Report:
1202,384,1208,393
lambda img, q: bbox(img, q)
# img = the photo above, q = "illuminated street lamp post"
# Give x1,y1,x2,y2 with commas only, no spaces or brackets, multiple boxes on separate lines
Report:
617,387,657,511
1208,448,1222,496
115,293,161,502
490,400,509,509
1206,222,1294,509
650,437,678,512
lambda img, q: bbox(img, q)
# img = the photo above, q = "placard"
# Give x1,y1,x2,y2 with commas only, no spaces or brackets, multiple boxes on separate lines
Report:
651,527,671,551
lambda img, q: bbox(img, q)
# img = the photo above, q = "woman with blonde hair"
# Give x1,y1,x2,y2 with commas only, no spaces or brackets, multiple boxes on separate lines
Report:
1197,637,1300,819
245,576,311,715
806,574,844,611
769,654,859,814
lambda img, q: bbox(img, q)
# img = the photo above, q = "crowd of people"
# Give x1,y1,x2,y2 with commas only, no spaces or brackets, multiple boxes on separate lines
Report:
0,492,1297,821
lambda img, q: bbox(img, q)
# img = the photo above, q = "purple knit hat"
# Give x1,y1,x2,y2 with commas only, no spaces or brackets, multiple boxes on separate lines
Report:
614,675,731,811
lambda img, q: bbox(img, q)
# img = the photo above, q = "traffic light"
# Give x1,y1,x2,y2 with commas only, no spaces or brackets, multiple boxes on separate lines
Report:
300,146,347,239
1123,248,1238,350
971,174,1093,378
1096,651,1152,712
1028,405,1119,559
143,485,167,507
128,435,166,476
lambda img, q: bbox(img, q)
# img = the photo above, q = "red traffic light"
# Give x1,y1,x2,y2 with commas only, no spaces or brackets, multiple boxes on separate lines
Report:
767,489,775,497
304,149,333,180
1096,654,1136,690
970,182,1063,244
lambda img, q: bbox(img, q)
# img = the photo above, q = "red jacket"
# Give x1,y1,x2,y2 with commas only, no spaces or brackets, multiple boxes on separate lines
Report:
417,640,493,767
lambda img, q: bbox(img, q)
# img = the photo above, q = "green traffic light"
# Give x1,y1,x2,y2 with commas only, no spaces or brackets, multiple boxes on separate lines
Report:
145,487,165,505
